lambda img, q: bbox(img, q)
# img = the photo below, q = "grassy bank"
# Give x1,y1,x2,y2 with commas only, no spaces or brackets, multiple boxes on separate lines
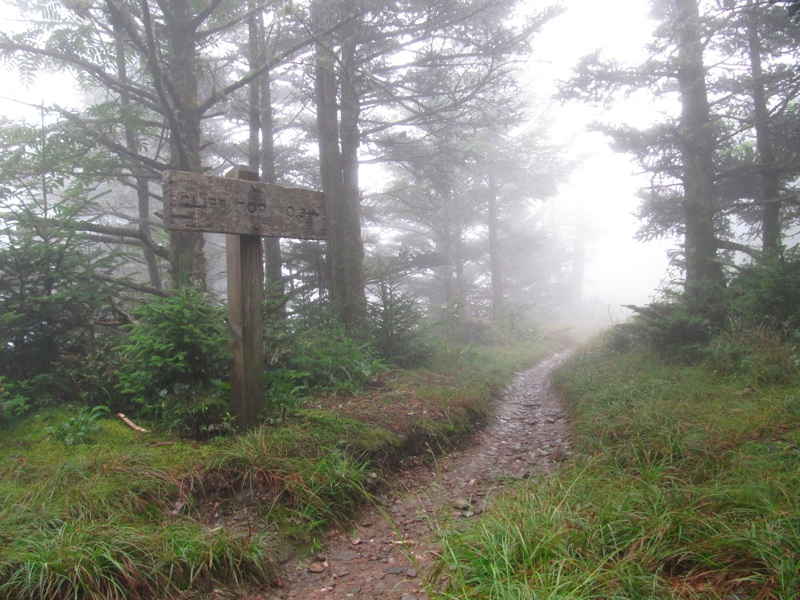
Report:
433,340,800,599
0,337,555,599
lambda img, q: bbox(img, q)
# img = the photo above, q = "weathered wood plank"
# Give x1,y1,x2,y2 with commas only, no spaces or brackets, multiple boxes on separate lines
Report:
225,166,264,430
163,170,326,239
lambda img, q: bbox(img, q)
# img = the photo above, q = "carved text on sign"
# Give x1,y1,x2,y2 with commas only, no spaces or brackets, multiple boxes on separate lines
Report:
162,170,326,239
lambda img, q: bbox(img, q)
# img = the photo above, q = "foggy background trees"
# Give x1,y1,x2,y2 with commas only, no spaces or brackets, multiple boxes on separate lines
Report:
562,0,800,323
3,0,800,416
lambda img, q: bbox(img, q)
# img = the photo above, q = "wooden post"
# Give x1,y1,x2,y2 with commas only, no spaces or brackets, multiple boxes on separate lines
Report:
162,167,325,432
226,166,263,430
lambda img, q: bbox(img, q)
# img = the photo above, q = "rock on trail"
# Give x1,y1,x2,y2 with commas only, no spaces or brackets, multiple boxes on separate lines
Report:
263,351,573,600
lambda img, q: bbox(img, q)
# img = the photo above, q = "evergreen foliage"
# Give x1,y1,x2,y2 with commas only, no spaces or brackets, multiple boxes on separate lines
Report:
115,288,230,436
728,248,800,336
606,246,800,365
279,324,386,396
613,301,714,359
0,377,29,426
0,121,120,398
366,264,431,367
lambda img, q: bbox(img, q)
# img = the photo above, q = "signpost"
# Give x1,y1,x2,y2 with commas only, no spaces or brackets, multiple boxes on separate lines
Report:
163,166,326,429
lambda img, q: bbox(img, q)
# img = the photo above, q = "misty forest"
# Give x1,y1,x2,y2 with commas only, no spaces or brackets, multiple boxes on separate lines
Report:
1,0,800,598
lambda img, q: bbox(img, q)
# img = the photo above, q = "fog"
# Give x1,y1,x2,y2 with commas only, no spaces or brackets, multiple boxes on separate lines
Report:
527,0,674,324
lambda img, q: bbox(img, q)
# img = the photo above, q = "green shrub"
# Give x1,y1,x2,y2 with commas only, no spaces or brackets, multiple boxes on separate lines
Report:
286,326,385,394
0,377,29,426
705,327,799,385
150,381,232,438
603,321,642,354
264,369,311,421
115,289,230,435
617,301,714,360
366,271,431,367
729,247,800,335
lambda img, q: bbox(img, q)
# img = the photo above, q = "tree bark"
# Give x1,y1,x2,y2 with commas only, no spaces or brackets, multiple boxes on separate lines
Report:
313,8,344,303
568,200,586,308
675,0,725,319
338,13,367,329
746,7,782,254
487,172,504,316
113,18,162,290
164,0,206,289
312,0,367,329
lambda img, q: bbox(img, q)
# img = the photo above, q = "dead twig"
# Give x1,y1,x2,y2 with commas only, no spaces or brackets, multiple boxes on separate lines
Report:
117,412,150,433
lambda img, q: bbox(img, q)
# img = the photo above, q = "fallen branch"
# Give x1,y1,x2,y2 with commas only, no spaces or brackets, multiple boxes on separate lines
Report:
117,412,150,433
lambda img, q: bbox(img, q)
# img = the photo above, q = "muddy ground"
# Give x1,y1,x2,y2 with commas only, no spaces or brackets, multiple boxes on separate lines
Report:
230,351,572,599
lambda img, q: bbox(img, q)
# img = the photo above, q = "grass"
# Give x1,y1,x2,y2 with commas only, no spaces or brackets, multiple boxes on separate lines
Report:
431,340,800,599
0,408,277,599
0,334,557,598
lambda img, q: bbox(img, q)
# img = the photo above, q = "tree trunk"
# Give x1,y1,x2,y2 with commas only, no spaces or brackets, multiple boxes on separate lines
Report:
165,0,206,289
246,4,283,309
113,20,162,290
487,172,504,316
747,8,782,254
568,200,586,308
260,59,285,307
338,15,367,329
675,0,725,319
313,13,344,303
312,0,366,329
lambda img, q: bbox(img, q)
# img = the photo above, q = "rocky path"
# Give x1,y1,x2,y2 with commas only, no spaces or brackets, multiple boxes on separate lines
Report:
271,351,573,599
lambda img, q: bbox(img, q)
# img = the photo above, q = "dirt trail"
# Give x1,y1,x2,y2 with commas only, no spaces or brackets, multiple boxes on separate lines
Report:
269,351,573,599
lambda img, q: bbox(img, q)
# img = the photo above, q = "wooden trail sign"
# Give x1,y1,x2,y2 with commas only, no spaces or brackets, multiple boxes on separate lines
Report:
162,166,326,430
163,170,326,239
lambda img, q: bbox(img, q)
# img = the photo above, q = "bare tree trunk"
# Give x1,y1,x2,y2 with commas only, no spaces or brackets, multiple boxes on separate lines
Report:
675,0,725,319
487,172,504,316
113,20,162,290
568,200,586,308
747,8,781,254
312,0,366,329
243,3,284,309
164,0,206,289
260,63,285,306
313,9,344,303
338,15,367,329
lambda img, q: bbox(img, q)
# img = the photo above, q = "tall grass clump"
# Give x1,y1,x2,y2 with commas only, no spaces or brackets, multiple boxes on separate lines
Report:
432,332,800,599
205,425,374,539
0,518,275,600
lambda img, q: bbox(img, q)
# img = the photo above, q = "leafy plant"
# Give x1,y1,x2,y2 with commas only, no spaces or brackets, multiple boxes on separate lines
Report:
0,377,29,426
44,404,109,446
152,380,231,438
264,369,311,421
286,326,386,393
